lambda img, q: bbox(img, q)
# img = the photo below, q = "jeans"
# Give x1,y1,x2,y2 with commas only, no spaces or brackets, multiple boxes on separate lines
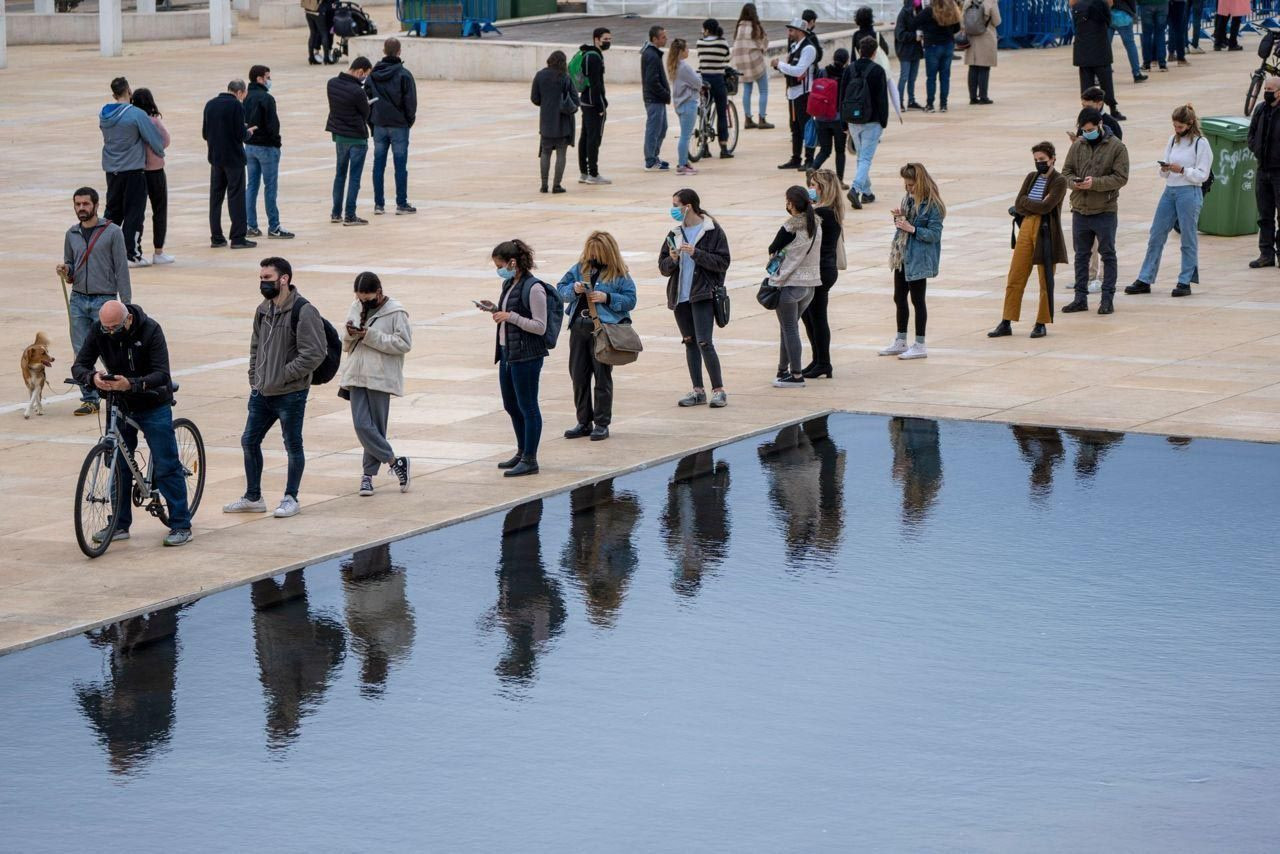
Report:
104,168,146,261
675,100,698,167
705,73,729,143
924,43,953,107
540,137,568,187
1111,24,1143,77
1072,210,1118,296
1167,1,1187,61
372,125,410,209
115,403,191,532
349,386,395,476
898,58,920,105
245,144,281,231
578,107,605,177
498,354,543,458
777,287,815,374
332,141,368,219
673,299,723,389
1138,185,1202,286
644,102,669,167
894,268,928,337
70,292,112,402
568,318,613,427
1256,168,1280,259
743,73,769,118
1188,0,1205,46
813,121,847,179
1140,6,1168,67
241,388,309,501
847,122,884,196
210,163,247,242
144,169,168,250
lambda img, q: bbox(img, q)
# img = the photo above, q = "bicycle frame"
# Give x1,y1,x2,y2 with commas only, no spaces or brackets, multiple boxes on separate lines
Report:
100,392,160,511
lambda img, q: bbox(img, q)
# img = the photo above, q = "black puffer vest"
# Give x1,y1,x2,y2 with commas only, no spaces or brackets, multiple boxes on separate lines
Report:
493,274,550,364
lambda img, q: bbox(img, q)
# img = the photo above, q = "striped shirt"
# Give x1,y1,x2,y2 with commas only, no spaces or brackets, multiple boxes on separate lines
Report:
1028,174,1049,201
697,36,731,75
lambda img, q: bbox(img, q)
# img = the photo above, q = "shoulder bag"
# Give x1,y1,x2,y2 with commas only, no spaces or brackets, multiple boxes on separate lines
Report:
587,272,642,366
757,231,817,310
560,75,579,116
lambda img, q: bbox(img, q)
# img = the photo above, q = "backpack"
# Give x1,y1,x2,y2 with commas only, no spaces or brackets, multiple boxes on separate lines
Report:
332,2,376,38
840,62,872,124
567,50,589,93
1195,137,1214,197
523,278,565,350
962,0,988,36
807,75,840,121
803,31,824,67
256,296,342,385
300,0,320,12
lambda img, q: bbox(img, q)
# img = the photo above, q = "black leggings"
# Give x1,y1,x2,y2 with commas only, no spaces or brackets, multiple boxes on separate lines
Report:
145,169,167,250
967,66,991,101
812,122,846,180
673,299,723,389
894,268,928,337
801,269,836,365
306,12,333,55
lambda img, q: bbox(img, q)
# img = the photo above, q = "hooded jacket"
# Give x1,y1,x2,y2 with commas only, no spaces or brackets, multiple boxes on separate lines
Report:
578,44,608,110
63,220,131,302
71,303,173,412
1061,127,1130,215
249,287,327,396
368,56,418,128
325,72,372,139
339,297,412,396
99,102,167,173
244,81,282,148
658,218,732,310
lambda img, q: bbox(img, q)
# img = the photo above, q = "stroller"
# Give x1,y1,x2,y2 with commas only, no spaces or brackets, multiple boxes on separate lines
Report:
332,1,378,59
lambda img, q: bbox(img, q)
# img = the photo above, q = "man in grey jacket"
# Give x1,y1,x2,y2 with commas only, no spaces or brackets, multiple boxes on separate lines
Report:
56,187,132,415
224,257,326,519
99,77,167,266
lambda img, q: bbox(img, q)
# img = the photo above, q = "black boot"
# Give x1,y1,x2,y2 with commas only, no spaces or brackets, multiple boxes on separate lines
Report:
504,456,540,477
1124,280,1151,294
1062,297,1089,313
497,452,523,469
987,319,1012,337
1248,255,1276,268
1098,294,1115,315
563,423,592,439
777,158,802,170
801,363,833,379
1030,323,1047,338
308,53,321,66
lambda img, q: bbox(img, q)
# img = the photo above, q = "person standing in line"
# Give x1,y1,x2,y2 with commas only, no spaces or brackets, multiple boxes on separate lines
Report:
99,77,166,267
531,50,578,193
915,0,961,113
578,28,613,185
669,39,703,176
203,79,256,250
1186,0,1206,53
773,19,820,170
1247,76,1280,268
488,239,549,478
1138,0,1170,72
767,186,824,388
990,141,1068,339
641,25,672,171
1061,107,1130,316
696,19,735,160
843,37,890,209
340,271,412,496
303,0,336,65
812,48,850,188
733,4,773,128
1167,0,1190,66
659,188,731,407
129,88,174,266
1110,0,1148,83
895,0,925,109
802,169,845,378
1127,104,1212,297
56,187,132,416
244,65,296,241
224,257,326,519
851,5,891,58
555,231,637,442
325,56,374,226
963,0,1002,105
369,38,419,216
1212,0,1247,51
880,163,946,361
1072,0,1125,120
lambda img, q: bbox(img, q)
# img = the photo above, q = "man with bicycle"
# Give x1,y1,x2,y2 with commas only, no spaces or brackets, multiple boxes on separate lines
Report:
71,300,192,547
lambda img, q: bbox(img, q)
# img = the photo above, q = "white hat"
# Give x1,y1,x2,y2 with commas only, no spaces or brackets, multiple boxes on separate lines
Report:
786,17,807,30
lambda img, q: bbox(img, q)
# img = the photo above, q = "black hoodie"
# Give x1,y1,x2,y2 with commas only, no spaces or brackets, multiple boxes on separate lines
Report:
369,56,418,128
578,44,607,110
72,303,175,412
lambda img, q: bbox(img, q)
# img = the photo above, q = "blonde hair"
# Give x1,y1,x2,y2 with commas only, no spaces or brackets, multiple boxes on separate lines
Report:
807,169,846,227
579,231,629,281
931,0,962,27
900,162,946,218
1171,103,1202,139
666,38,688,79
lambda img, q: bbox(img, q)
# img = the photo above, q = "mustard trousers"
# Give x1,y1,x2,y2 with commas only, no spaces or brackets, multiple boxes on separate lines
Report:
1003,214,1054,325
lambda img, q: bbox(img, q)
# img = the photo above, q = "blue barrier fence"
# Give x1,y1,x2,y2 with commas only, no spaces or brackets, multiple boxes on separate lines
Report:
996,0,1072,49
397,0,499,37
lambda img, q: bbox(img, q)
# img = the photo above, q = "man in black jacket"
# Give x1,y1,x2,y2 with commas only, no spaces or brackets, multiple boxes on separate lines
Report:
369,38,418,216
641,25,671,172
578,28,613,185
1248,76,1280,267
1070,0,1125,121
71,300,192,547
842,37,889,208
326,56,374,226
203,79,255,249
244,65,294,240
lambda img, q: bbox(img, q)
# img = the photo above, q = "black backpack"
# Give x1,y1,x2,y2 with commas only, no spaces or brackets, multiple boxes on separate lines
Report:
841,62,872,124
256,296,342,385
804,31,824,67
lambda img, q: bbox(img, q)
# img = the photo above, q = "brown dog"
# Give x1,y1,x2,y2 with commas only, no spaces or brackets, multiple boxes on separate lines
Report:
21,332,55,419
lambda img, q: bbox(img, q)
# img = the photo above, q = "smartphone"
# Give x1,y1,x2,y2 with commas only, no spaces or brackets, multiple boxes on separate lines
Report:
666,234,679,252
1157,160,1169,167
473,299,496,312
101,373,117,381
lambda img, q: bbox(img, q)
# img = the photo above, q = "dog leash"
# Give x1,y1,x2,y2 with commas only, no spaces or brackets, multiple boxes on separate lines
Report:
57,272,74,344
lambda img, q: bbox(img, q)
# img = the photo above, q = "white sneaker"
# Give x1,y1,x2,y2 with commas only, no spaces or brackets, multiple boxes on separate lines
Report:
223,497,267,513
128,256,152,268
578,173,590,184
898,342,928,360
1088,278,1102,294
273,495,300,518
586,175,613,185
152,252,175,265
878,338,909,356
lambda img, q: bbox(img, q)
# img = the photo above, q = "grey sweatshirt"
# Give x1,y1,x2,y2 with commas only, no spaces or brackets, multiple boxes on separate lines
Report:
63,221,131,302
249,287,327,396
100,102,166,173
672,60,703,109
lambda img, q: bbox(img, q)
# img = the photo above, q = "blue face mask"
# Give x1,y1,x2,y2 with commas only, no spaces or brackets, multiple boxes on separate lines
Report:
497,266,516,280
1081,128,1100,141
670,206,685,223
265,79,273,91
808,188,819,202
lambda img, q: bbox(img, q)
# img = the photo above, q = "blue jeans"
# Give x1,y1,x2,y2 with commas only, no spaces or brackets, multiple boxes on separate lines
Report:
372,125,410,209
743,73,769,118
1140,6,1168,67
1111,24,1142,77
924,43,953,107
1167,1,1188,60
241,388,309,501
675,99,698,167
115,403,191,532
1138,185,1203,286
70,292,112,402
245,144,281,231
643,102,669,167
498,354,543,459
1188,0,1205,45
847,122,884,196
898,58,920,105
332,141,367,219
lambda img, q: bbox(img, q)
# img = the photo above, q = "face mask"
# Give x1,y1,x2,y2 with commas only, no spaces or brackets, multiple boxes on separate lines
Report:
259,280,280,300
1035,161,1050,174
101,323,127,340
670,206,685,223
807,188,819,202
1081,128,1100,142
599,42,611,51
1267,91,1277,105
265,79,273,91
497,267,517,280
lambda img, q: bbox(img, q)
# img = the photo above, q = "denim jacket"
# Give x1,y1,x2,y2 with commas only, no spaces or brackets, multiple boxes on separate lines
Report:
900,200,944,281
556,263,637,326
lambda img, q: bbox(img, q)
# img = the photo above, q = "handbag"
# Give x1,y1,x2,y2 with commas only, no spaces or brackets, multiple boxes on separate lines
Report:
803,117,818,150
560,77,579,116
586,274,642,366
1008,205,1024,249
756,277,782,310
712,282,731,327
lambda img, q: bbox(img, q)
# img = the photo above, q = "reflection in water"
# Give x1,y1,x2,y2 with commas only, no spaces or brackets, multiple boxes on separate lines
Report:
757,416,847,565
1064,428,1125,479
341,543,416,699
561,480,642,628
661,450,732,597
251,570,346,751
74,605,183,777
1012,425,1066,499
1167,435,1193,449
889,417,943,529
490,500,565,685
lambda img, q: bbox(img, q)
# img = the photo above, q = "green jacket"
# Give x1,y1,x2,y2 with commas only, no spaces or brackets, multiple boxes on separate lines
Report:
1061,129,1130,215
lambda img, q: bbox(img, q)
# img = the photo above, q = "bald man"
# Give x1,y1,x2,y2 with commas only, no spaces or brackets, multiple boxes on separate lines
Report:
1248,75,1280,267
71,300,192,547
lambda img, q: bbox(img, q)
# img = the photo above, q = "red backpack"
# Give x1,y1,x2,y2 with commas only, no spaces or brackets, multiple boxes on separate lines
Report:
807,76,839,122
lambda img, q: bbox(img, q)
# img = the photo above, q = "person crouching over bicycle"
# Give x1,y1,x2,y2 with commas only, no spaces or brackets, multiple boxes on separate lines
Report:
71,299,192,547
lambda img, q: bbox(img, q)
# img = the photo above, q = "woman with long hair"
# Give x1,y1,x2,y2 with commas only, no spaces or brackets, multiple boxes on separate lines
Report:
129,88,172,265
1127,104,1213,298
697,18,734,159
914,0,961,112
767,185,825,387
530,50,578,194
668,39,703,175
732,3,773,128
554,231,637,441
881,163,946,360
802,169,845,377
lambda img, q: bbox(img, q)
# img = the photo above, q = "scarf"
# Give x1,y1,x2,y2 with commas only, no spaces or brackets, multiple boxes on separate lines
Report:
889,194,917,271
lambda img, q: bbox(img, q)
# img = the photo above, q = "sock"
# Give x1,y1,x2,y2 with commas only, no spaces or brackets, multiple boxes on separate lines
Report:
915,336,926,344
895,332,907,341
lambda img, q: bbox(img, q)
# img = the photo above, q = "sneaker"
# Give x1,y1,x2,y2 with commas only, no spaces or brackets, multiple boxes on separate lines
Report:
152,252,175,265
1176,59,1190,67
343,216,368,227
678,390,707,407
1188,46,1205,55
91,526,129,544
907,101,924,110
331,214,342,224
773,374,806,388
1134,73,1149,82
268,228,295,239
923,104,936,113
898,342,928,360
862,193,876,204
373,206,386,215
163,529,192,547
709,390,728,408
229,239,258,249
552,186,567,194
247,226,263,237
223,496,268,513
396,204,417,215
644,162,663,171
74,401,99,416
847,191,863,210
1087,278,1102,294
1112,111,1128,121
391,456,411,492
777,159,803,170
879,338,908,356
676,164,699,175
719,149,734,159
128,256,152,268
578,173,590,184
586,175,612,185
359,475,374,496
273,495,300,518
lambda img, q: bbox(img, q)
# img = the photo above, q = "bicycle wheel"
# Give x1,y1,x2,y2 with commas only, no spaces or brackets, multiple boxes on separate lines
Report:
154,418,206,527
1246,71,1264,117
688,112,706,163
75,442,123,558
725,100,740,154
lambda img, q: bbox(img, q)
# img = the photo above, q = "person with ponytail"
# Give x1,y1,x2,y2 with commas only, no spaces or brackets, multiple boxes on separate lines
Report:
767,185,824,387
340,271,413,496
487,239,547,477
668,38,703,175
881,163,945,360
1126,104,1212,298
802,169,846,377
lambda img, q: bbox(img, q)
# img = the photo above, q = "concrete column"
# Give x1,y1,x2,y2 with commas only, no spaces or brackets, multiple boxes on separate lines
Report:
34,0,54,15
209,0,232,45
137,0,156,13
100,0,122,57
0,0,7,72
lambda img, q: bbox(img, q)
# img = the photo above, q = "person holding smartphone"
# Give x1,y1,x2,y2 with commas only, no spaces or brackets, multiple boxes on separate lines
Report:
1061,107,1129,316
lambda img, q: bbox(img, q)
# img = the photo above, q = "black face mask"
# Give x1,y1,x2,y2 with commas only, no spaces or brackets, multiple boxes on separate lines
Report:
1035,161,1051,174
1267,91,1278,106
260,279,280,300
598,42,611,51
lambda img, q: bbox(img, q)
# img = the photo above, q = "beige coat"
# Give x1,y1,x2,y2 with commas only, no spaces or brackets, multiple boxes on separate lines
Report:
339,296,412,396
730,21,769,81
963,0,1002,68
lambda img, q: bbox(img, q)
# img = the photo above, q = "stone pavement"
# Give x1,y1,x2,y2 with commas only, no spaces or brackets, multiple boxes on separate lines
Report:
1,18,1276,654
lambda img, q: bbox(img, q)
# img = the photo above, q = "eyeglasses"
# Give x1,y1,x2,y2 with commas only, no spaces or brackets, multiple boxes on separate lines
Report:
99,322,124,334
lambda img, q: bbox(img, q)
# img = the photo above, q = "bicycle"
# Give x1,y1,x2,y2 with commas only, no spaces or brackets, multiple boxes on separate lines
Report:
1244,27,1280,115
688,82,740,163
70,379,206,558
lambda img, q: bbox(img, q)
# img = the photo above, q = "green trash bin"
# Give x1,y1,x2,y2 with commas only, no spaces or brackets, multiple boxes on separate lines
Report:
1199,116,1258,237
